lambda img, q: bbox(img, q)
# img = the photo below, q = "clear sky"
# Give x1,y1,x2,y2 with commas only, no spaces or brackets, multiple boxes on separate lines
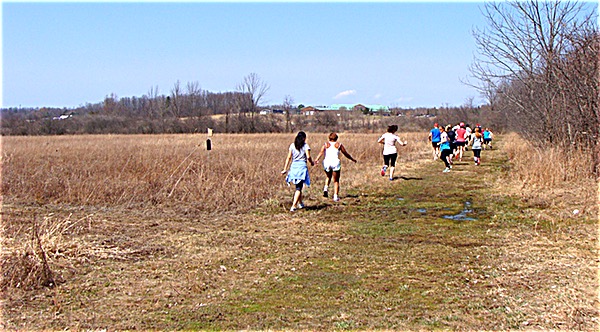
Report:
3,1,493,109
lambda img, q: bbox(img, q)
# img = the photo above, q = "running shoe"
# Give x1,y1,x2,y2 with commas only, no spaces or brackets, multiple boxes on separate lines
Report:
297,203,305,209
333,195,340,202
290,207,296,212
443,167,451,173
323,190,328,198
381,165,387,176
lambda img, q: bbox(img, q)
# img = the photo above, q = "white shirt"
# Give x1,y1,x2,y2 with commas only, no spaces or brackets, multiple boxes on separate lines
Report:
378,132,401,155
323,142,341,164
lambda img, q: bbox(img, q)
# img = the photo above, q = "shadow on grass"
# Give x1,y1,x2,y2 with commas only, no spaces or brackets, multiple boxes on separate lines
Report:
398,176,423,181
304,204,329,211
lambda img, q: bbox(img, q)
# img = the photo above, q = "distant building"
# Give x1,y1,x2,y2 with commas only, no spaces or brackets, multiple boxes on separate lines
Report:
301,103,390,115
52,113,75,120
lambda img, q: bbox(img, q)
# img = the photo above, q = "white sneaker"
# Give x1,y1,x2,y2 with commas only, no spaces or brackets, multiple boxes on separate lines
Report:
297,203,305,209
290,207,296,212
333,195,340,202
443,167,451,173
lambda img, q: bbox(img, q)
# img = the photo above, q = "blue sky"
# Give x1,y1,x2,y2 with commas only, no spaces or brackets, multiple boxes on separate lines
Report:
3,1,492,109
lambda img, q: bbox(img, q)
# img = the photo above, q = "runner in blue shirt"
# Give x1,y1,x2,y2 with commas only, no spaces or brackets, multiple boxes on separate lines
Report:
428,123,441,160
483,128,493,150
440,125,453,173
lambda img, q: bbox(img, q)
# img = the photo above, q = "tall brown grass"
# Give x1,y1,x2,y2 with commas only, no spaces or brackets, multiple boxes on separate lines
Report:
1,132,428,213
1,132,429,290
499,132,598,216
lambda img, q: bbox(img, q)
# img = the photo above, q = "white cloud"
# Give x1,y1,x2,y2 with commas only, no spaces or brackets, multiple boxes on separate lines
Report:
374,93,383,99
396,97,414,103
333,89,357,99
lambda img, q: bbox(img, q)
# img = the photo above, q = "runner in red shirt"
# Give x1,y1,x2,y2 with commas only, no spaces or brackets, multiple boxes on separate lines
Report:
455,122,467,161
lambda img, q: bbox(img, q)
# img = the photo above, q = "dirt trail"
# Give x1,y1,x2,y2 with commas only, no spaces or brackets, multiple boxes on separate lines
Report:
279,137,599,330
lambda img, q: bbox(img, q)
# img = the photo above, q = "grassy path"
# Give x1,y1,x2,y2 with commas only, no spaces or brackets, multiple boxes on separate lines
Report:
4,137,597,330
184,138,597,330
232,141,525,330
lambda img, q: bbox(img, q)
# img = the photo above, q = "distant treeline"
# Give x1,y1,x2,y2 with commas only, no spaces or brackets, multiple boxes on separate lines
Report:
0,90,505,136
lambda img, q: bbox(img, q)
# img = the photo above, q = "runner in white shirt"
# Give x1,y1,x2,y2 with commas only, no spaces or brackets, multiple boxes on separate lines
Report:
314,132,357,202
377,125,407,181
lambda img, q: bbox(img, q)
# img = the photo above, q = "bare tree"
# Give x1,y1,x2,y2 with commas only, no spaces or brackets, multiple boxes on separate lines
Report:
283,95,294,133
185,81,203,118
469,1,597,149
236,73,270,132
169,80,183,119
102,93,119,116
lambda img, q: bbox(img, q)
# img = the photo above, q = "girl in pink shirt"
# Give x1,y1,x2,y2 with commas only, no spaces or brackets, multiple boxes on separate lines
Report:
455,122,467,161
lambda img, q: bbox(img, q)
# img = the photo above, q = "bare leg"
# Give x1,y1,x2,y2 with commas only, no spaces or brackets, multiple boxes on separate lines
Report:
389,166,395,180
332,171,341,197
324,171,332,197
325,171,332,188
292,190,302,209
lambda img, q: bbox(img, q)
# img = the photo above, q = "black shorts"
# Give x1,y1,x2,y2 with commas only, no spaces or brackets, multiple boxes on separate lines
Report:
455,141,466,147
432,142,440,148
383,153,397,167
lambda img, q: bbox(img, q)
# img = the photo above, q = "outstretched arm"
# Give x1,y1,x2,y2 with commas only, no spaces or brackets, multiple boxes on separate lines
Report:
340,144,357,163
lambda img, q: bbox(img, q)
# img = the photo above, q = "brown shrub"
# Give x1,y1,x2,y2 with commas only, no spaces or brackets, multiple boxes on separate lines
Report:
499,132,598,217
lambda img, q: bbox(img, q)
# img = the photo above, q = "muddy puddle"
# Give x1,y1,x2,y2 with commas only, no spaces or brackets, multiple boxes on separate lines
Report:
442,201,477,221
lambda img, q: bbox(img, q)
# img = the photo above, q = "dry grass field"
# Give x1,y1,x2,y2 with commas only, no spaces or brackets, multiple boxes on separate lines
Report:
1,132,598,330
1,133,422,212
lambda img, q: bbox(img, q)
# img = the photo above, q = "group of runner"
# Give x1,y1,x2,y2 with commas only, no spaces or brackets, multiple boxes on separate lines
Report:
428,122,494,172
280,124,493,211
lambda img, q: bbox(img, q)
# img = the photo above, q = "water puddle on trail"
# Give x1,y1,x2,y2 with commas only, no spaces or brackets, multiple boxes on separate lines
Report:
443,201,477,221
